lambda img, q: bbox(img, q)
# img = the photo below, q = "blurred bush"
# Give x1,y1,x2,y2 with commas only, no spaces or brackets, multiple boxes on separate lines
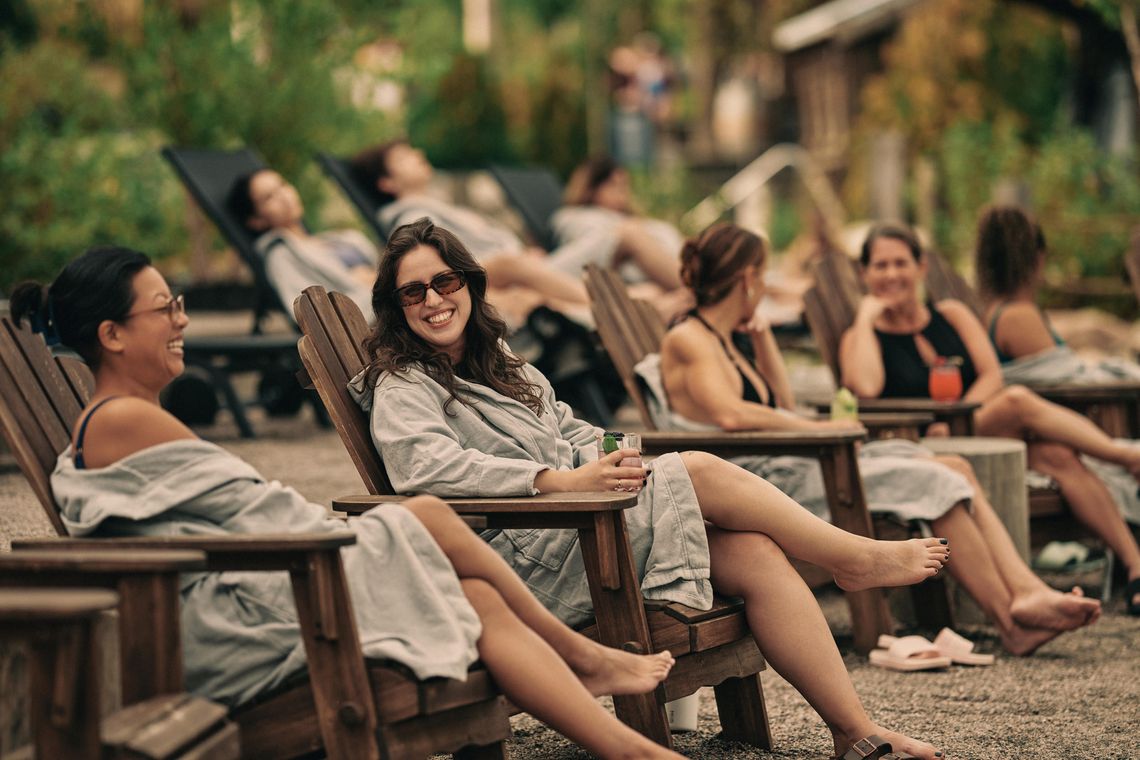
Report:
0,39,185,283
849,0,1140,283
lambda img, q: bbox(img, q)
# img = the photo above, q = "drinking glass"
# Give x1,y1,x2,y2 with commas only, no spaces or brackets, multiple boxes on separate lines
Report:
929,363,963,402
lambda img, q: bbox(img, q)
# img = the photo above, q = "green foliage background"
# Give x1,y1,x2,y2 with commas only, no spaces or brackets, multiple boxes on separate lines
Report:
0,0,614,289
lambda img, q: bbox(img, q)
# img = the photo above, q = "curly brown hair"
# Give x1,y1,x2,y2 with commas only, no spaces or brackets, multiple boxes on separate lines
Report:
679,223,768,307
362,217,545,415
974,205,1045,299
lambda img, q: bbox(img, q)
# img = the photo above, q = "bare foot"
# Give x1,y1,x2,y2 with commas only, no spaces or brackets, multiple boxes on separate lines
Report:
570,642,675,697
835,726,941,760
1010,586,1100,631
1001,621,1063,656
833,538,950,592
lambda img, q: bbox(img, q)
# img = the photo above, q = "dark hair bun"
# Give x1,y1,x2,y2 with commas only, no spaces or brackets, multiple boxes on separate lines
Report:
9,281,49,328
679,240,701,289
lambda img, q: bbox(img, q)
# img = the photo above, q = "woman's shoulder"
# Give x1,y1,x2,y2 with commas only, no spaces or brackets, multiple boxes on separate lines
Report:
75,397,196,469
933,298,982,328
661,317,712,359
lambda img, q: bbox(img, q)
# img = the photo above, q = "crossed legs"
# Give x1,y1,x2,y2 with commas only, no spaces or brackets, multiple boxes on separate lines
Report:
400,497,680,760
677,451,949,759
707,528,940,760
679,451,949,590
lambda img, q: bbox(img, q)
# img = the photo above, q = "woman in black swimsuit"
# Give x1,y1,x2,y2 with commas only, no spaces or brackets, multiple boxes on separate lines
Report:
840,222,1140,615
659,223,1102,649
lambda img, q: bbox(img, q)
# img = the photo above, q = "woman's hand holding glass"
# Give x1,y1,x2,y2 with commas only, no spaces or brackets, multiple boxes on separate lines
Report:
588,449,649,492
533,449,649,494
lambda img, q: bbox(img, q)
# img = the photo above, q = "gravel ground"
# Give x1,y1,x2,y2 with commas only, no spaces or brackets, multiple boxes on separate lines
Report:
2,408,1138,759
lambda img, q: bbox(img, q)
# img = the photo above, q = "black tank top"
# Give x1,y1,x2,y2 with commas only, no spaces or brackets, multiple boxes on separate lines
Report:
874,306,978,398
687,312,776,407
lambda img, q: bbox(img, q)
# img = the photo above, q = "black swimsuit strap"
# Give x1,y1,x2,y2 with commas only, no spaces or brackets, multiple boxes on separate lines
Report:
74,396,122,470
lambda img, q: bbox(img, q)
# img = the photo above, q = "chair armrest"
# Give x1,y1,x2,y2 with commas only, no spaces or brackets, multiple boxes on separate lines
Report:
638,428,865,458
0,549,207,576
1032,382,1140,403
12,532,356,573
332,492,638,519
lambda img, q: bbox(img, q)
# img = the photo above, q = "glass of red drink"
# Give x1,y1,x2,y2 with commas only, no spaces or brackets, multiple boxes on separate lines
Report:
928,360,963,402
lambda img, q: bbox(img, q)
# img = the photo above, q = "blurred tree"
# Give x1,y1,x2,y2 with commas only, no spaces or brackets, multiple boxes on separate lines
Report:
847,0,1140,280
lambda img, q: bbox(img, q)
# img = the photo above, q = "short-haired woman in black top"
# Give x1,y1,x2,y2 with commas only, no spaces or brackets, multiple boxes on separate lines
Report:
840,223,1140,615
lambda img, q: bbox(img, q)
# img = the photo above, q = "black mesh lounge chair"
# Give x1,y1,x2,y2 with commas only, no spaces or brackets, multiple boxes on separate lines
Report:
160,146,325,437
316,151,389,244
487,164,564,250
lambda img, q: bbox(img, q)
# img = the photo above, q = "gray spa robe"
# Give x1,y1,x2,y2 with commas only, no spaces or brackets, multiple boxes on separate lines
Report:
634,353,974,523
351,364,713,626
1000,345,1140,386
51,440,481,706
254,228,376,320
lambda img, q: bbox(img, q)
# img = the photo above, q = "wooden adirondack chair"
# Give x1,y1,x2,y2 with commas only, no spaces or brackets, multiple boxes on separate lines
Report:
0,316,514,759
582,264,959,636
292,285,776,751
0,587,239,760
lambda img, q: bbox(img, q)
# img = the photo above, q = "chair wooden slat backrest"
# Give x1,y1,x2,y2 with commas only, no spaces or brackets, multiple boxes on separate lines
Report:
0,318,96,535
293,289,395,495
924,248,984,316
583,265,660,429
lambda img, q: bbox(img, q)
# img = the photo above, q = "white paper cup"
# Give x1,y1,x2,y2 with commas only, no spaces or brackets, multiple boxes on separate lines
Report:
665,693,699,732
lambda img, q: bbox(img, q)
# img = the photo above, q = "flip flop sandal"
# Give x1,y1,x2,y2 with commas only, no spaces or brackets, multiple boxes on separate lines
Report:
869,635,952,672
931,627,995,666
1126,577,1140,617
834,734,921,760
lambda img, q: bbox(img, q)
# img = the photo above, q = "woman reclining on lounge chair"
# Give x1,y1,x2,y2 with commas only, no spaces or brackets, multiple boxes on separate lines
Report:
352,216,956,760
840,222,1140,616
228,168,379,319
648,222,1100,653
9,246,682,760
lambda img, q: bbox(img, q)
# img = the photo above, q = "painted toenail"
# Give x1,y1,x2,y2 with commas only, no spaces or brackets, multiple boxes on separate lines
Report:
940,539,948,545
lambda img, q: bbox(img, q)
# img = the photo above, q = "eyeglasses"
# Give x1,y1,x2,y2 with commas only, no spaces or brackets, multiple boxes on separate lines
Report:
124,294,186,323
395,271,468,307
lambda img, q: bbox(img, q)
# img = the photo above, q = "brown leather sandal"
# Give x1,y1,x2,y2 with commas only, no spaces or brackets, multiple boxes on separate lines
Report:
835,735,921,760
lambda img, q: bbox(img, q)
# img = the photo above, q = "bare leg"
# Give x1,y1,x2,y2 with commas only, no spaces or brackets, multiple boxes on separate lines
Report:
930,502,1066,655
482,253,589,305
932,455,1100,632
401,497,674,696
680,452,949,590
615,220,683,290
1028,442,1140,607
485,285,544,328
461,579,682,759
976,385,1140,479
707,528,940,760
